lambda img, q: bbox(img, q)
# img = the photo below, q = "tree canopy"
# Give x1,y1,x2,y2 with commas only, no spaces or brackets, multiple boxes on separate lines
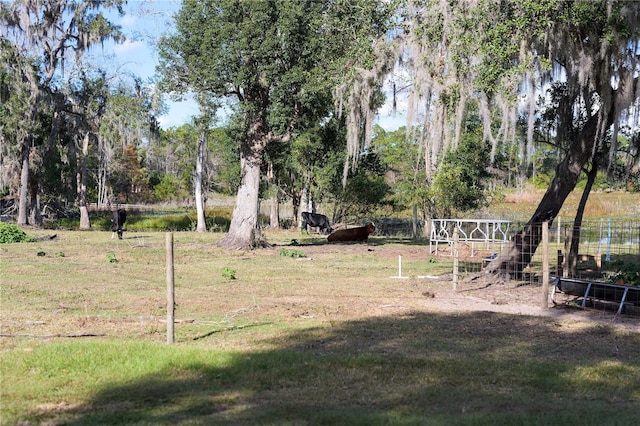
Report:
158,0,395,249
1,0,638,262
369,0,640,274
1,0,126,224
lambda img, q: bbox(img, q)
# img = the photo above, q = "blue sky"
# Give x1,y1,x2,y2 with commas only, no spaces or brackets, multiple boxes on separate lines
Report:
101,0,405,131
101,0,198,129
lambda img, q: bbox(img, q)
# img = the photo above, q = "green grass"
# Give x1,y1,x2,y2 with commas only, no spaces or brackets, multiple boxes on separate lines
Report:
45,207,234,233
3,317,639,425
1,229,639,425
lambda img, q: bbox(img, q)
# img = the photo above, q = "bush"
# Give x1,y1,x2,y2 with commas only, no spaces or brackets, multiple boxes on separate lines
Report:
222,267,236,280
0,223,36,243
279,248,306,258
603,261,640,287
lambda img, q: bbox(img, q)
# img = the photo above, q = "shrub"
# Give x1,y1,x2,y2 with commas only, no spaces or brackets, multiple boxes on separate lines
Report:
279,248,306,258
0,223,36,243
603,261,640,286
222,267,236,280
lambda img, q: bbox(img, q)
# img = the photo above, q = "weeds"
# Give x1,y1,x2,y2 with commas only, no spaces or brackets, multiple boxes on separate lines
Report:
279,248,306,258
222,266,236,280
0,223,36,243
603,261,640,286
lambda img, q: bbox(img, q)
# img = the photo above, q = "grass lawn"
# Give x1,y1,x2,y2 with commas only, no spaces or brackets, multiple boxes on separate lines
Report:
1,229,639,425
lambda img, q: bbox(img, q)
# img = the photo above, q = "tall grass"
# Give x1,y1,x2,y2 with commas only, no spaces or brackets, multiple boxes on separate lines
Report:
488,189,640,221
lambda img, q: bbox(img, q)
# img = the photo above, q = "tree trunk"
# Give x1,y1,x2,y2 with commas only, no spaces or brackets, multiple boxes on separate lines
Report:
17,141,30,225
29,175,42,226
97,135,109,208
269,191,280,229
300,185,310,229
195,130,207,232
484,110,607,277
218,136,268,250
291,194,301,230
568,160,598,276
78,133,91,230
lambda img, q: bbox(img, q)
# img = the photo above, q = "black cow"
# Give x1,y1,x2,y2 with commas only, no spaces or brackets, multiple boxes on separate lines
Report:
111,209,127,240
301,212,332,234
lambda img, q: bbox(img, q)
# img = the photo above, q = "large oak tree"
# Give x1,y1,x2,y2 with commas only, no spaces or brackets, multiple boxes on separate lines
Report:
158,0,393,250
341,0,639,276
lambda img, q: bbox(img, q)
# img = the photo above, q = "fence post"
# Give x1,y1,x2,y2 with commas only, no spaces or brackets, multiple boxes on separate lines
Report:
598,218,604,264
606,218,611,262
542,221,549,308
453,226,459,290
166,232,175,344
563,224,570,278
412,204,418,239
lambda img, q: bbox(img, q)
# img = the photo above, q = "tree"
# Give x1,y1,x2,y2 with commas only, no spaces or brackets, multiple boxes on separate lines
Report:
430,124,492,219
264,117,346,229
98,86,155,207
66,71,110,229
0,0,124,225
158,0,394,249
481,1,640,276
342,0,639,277
331,151,391,223
0,38,32,204
373,125,430,236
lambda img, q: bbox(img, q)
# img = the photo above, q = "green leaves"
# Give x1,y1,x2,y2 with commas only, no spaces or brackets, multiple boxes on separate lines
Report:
160,0,395,131
279,248,306,258
0,223,36,243
430,125,492,218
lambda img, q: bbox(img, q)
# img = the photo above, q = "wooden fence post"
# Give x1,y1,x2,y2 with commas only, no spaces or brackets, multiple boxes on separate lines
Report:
166,232,175,344
542,221,549,308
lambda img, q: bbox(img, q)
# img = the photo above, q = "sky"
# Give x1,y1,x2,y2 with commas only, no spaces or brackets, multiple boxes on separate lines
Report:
100,0,198,129
100,0,406,131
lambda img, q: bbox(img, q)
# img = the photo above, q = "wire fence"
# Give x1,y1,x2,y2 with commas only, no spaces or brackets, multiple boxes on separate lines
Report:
432,218,640,315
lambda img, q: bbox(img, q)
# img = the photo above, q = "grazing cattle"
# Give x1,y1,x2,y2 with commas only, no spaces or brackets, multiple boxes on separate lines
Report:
327,222,376,243
301,212,333,234
111,209,127,240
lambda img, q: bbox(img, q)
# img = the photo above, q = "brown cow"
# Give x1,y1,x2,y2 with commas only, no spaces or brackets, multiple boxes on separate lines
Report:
327,222,376,243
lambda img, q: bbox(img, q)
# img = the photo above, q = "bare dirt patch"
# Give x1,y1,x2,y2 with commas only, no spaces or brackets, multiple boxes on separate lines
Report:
283,239,640,333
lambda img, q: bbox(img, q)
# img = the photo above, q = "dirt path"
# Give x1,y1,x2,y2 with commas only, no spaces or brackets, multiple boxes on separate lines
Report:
422,281,640,333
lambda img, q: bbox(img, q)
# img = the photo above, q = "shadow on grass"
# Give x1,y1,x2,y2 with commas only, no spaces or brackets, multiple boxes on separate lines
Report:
29,311,640,425
192,322,272,341
280,235,433,247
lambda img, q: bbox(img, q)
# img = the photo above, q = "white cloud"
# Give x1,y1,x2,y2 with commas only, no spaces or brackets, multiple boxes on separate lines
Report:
120,14,138,28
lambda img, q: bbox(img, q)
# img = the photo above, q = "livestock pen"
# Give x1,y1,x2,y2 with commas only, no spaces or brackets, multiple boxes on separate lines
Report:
436,218,640,315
